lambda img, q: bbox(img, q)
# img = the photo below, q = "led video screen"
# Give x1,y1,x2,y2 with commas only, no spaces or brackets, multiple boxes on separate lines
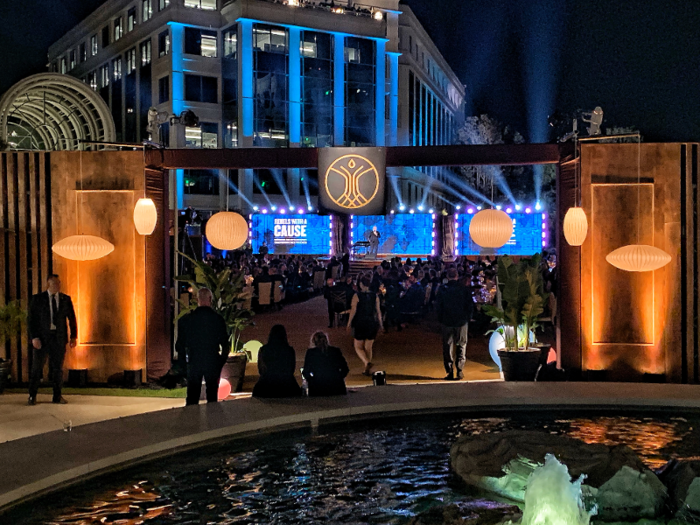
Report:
456,212,546,256
251,214,332,255
352,214,435,256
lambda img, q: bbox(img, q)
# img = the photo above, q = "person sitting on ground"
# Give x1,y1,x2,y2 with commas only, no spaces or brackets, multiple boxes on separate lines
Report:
253,324,302,398
302,331,349,396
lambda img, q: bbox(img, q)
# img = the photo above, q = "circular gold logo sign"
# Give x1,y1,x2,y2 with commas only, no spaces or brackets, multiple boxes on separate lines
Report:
325,154,380,209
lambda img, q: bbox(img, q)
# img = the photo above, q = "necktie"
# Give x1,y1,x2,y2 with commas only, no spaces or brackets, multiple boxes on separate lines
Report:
52,294,58,327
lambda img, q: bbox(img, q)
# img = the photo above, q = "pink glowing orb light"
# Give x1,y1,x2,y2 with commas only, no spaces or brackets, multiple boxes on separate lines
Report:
218,378,232,400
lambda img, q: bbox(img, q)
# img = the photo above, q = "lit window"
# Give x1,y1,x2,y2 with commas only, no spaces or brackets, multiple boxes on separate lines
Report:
113,58,122,80
184,28,217,57
60,57,67,74
140,39,152,66
159,0,170,10
224,29,237,58
91,35,98,56
184,0,216,10
158,30,170,57
201,34,217,57
69,50,76,70
253,26,287,53
127,7,136,32
126,48,136,73
88,71,98,91
186,122,218,148
114,17,123,41
80,43,87,63
100,64,110,87
142,0,152,21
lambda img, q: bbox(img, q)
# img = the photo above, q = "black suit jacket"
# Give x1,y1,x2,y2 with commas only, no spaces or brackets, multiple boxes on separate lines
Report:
176,306,229,368
29,291,78,347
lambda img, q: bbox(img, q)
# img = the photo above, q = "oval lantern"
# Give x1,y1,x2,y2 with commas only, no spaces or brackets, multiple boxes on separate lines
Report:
469,209,513,248
606,244,672,272
52,235,114,261
206,211,249,250
133,198,158,235
563,207,588,246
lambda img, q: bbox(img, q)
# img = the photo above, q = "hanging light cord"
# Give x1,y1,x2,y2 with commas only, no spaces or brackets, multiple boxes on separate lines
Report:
636,132,641,245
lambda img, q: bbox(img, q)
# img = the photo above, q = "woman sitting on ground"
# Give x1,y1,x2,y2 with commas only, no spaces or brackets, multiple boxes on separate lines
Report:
252,324,302,398
302,331,349,396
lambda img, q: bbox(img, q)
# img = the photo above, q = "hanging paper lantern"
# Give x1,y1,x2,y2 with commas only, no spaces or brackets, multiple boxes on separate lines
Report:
606,244,672,272
469,209,513,248
52,235,114,261
563,207,588,246
133,198,158,235
218,378,232,400
206,211,249,250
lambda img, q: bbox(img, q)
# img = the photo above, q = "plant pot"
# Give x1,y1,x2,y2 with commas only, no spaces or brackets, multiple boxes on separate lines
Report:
497,349,542,381
0,359,11,394
221,354,247,393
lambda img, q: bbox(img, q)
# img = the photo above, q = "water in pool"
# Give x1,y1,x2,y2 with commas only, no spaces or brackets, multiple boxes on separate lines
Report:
8,412,699,524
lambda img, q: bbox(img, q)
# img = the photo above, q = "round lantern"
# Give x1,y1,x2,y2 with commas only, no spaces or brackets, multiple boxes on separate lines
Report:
469,209,513,248
605,244,672,272
52,235,115,261
218,378,232,400
563,207,588,246
206,211,249,250
133,198,158,235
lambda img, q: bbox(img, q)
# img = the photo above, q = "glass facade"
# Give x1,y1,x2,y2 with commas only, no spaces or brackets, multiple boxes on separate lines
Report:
344,37,375,146
253,24,288,147
222,25,238,149
300,31,333,148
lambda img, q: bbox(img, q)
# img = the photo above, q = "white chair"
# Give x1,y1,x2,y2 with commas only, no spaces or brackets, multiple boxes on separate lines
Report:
242,340,262,364
257,282,272,307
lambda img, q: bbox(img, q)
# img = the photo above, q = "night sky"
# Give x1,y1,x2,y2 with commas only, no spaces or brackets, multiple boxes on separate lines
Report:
1,0,698,142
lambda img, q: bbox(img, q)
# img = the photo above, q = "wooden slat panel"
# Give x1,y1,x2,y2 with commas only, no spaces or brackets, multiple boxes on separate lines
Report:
39,153,50,284
16,154,29,383
0,155,6,308
6,154,18,379
29,153,40,296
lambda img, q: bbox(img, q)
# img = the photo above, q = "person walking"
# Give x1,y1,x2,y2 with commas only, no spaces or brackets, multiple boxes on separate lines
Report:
436,267,474,380
253,325,301,398
302,331,349,396
28,274,77,405
176,288,230,406
346,275,383,376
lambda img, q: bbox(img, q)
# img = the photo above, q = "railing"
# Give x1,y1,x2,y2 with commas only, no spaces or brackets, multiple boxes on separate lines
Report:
223,0,382,20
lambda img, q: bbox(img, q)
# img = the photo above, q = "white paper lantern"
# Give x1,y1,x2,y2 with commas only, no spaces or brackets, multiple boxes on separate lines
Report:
469,209,514,248
563,207,588,246
606,244,672,272
133,198,158,235
52,235,115,261
206,211,249,250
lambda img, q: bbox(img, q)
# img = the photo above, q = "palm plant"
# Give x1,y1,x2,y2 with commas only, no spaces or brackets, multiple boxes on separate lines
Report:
174,253,254,355
0,301,27,347
483,255,547,351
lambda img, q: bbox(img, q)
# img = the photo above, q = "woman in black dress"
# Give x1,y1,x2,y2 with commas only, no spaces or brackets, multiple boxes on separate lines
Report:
252,324,302,398
346,276,383,376
302,331,349,396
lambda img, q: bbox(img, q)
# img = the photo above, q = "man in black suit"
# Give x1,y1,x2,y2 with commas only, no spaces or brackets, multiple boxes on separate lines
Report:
367,226,381,259
28,274,77,405
436,268,474,381
176,288,229,406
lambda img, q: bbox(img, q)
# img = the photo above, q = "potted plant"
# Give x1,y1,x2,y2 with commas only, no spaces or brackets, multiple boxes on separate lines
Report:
483,255,548,381
0,301,27,393
175,253,254,392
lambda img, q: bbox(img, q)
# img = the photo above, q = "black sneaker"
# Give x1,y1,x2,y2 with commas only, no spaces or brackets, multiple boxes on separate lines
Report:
443,373,454,381
456,371,465,380
28,397,36,406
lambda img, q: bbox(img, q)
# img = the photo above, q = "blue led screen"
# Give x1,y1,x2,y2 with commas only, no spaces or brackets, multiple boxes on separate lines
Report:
352,214,434,256
251,214,332,254
456,212,546,256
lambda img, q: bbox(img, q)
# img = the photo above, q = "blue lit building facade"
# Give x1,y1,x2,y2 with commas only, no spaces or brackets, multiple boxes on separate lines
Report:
47,0,465,214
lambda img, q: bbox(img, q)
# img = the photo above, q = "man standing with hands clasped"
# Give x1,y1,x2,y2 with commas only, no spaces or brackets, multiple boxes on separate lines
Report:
28,274,77,405
436,268,474,380
176,288,230,406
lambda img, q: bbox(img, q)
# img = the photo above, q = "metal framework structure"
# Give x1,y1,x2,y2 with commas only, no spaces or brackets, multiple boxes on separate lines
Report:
0,73,116,151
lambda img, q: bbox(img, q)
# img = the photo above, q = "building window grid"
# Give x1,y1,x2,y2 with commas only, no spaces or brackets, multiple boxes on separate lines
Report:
344,36,375,147
159,0,170,10
91,35,98,56
69,50,76,70
80,43,87,63
87,71,98,91
100,64,110,88
142,0,153,21
184,74,218,103
224,29,237,59
301,30,333,148
184,0,216,10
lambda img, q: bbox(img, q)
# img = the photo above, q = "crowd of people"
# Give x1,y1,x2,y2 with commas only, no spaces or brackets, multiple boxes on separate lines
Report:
176,248,558,404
